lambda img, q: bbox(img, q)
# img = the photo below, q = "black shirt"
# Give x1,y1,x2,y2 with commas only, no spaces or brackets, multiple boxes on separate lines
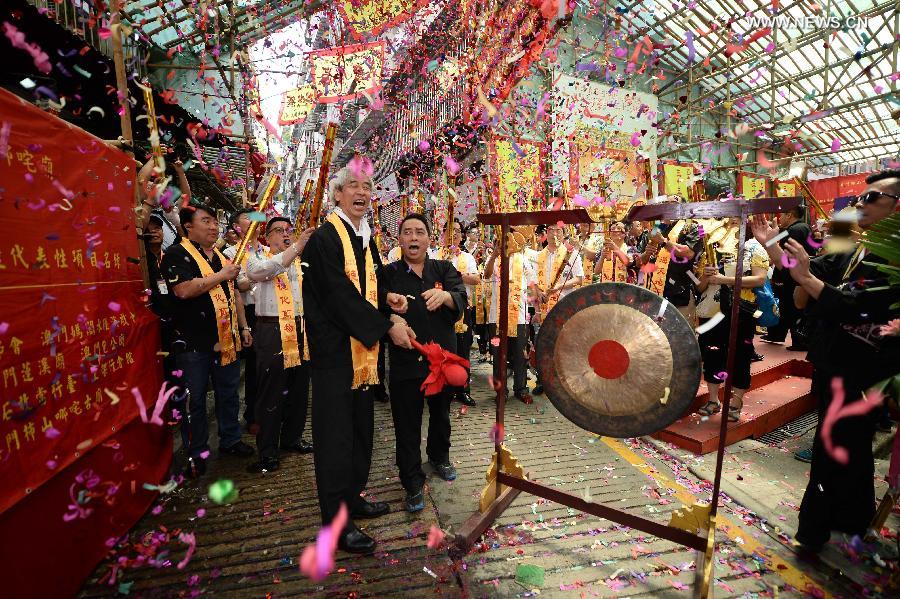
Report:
773,220,814,285
660,221,703,306
806,249,899,391
160,240,234,353
302,218,393,370
380,258,467,382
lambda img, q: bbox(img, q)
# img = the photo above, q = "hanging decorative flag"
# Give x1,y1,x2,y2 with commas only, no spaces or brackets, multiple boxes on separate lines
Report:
775,180,796,197
737,171,770,199
488,136,545,212
278,86,316,126
336,0,430,40
310,41,386,103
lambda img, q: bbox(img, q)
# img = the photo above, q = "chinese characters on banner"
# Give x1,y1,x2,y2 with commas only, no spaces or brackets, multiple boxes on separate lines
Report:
336,0,431,40
310,41,386,103
0,89,162,515
488,136,544,212
738,171,770,199
278,85,316,126
775,180,797,197
662,162,696,201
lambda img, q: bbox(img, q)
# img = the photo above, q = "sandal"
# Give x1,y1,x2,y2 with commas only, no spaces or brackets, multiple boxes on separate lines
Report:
698,400,721,416
727,404,742,422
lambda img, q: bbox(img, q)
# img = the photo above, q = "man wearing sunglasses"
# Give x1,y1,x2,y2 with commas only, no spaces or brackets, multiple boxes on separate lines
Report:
752,169,899,553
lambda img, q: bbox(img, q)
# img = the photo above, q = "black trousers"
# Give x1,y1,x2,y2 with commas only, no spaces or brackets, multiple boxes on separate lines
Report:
454,307,475,395
797,372,876,547
474,322,488,354
766,280,805,345
311,366,374,524
699,311,755,390
389,377,452,494
242,308,258,425
253,319,309,460
487,323,528,394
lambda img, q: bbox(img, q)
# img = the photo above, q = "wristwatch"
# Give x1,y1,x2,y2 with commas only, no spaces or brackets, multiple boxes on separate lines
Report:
240,326,251,333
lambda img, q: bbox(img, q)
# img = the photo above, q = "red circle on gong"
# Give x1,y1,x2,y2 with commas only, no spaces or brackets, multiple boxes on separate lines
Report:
588,340,630,379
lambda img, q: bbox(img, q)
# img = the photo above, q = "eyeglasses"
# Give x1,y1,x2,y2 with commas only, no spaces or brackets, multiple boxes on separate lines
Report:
267,226,292,236
857,191,900,205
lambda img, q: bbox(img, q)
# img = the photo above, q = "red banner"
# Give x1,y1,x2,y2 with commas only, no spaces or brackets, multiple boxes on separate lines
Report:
0,88,163,515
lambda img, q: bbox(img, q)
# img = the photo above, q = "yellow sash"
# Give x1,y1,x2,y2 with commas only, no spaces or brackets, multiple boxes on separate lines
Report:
506,253,524,338
263,249,302,368
537,246,568,314
648,221,686,296
180,239,241,365
474,269,489,325
438,248,469,333
600,243,629,283
326,212,379,388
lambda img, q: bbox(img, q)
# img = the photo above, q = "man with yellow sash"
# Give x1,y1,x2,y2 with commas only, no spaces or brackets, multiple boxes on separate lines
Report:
161,202,255,478
640,195,704,325
531,223,583,395
573,221,604,286
438,220,480,407
302,165,415,554
484,230,538,404
244,217,316,473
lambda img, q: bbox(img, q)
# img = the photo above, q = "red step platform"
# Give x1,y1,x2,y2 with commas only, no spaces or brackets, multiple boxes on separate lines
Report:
652,342,816,455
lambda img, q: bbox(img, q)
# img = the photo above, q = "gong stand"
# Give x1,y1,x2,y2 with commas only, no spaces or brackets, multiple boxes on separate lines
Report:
456,197,803,598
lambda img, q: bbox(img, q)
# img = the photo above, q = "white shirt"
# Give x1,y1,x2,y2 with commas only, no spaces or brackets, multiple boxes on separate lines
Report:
332,207,371,248
222,244,256,306
245,248,302,318
489,252,537,325
540,246,584,300
437,249,479,301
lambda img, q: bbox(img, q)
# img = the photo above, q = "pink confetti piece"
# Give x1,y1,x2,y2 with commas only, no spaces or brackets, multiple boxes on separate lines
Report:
444,155,461,176
3,21,51,74
821,378,884,465
629,131,642,147
0,322,8,335
830,137,841,152
45,427,61,439
196,508,206,518
781,253,798,269
199,450,210,459
46,460,57,469
348,154,374,180
427,525,446,549
107,301,121,313
176,532,197,569
0,121,10,158
299,503,348,582
489,423,505,444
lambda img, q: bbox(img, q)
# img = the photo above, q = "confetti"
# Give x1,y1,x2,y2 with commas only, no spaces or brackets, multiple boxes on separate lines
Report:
299,503,347,581
208,479,239,504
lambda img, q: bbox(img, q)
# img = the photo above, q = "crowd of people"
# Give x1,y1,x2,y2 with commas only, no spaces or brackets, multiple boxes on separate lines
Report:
137,155,898,554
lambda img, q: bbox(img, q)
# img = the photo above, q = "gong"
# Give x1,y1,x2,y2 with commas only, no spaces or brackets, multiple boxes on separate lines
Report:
534,283,701,438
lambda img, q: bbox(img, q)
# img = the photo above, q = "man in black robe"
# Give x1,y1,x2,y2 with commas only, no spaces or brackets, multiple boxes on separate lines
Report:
302,166,414,554
381,214,468,512
754,169,899,551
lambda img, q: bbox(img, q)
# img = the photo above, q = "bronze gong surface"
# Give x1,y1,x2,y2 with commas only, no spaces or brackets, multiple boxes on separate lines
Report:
535,283,701,438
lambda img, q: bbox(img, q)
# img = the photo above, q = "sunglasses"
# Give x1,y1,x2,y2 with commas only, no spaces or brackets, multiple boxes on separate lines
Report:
857,191,900,205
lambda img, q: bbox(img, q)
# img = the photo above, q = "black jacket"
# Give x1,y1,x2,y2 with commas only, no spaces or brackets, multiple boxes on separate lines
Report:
380,257,467,382
301,218,393,371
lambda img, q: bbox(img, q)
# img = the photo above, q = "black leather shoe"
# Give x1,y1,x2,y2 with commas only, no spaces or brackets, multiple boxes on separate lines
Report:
429,461,457,481
338,527,376,554
373,386,390,403
281,440,314,454
787,345,808,352
246,457,280,473
350,500,390,519
456,393,476,406
220,440,255,457
751,352,764,362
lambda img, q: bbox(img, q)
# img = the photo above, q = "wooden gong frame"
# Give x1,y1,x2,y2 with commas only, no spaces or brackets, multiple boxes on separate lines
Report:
455,197,803,598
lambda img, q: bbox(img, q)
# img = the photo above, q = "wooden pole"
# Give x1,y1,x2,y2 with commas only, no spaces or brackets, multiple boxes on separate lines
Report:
233,174,280,265
109,0,133,150
308,122,338,228
294,178,314,230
